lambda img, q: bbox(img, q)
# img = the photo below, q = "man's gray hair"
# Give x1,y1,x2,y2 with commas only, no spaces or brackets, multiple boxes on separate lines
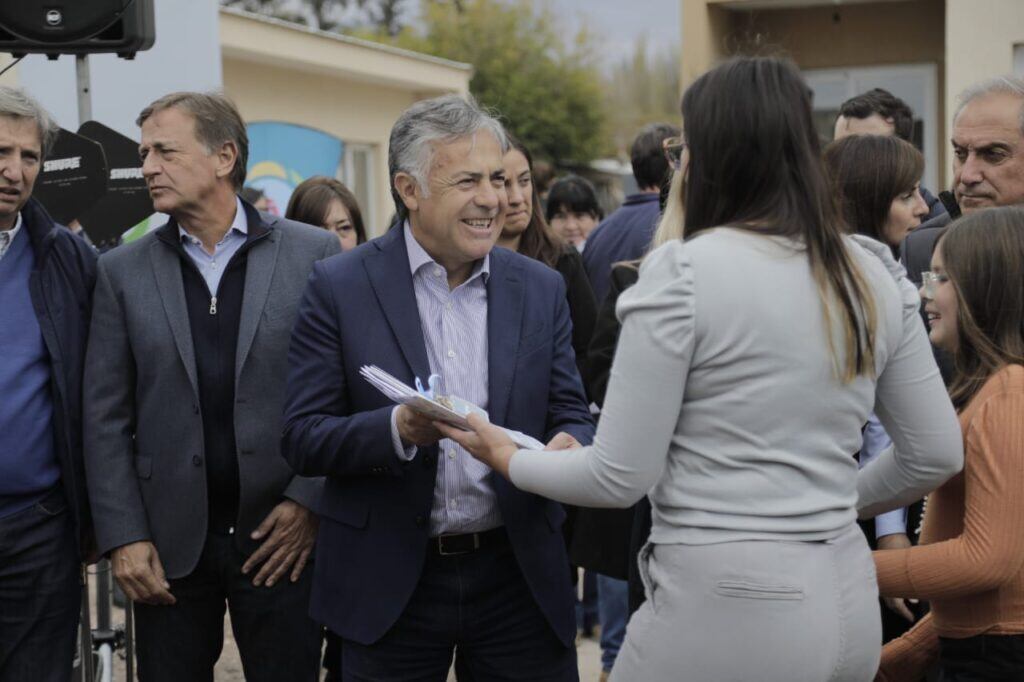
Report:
0,86,60,158
137,91,249,190
388,93,509,218
954,76,1024,133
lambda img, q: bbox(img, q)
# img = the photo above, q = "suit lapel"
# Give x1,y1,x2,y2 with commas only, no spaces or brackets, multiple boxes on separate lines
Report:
365,228,432,382
149,235,200,398
235,209,279,382
486,249,524,426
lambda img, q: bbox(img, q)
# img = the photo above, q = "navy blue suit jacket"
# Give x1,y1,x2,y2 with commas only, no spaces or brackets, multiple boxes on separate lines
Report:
282,226,595,646
582,192,661,304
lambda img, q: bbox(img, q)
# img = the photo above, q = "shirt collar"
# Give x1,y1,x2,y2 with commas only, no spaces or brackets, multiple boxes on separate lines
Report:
178,196,249,246
0,212,23,256
403,220,490,284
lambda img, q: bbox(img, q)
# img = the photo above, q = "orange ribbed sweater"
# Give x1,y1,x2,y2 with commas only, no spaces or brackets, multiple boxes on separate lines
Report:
874,364,1024,681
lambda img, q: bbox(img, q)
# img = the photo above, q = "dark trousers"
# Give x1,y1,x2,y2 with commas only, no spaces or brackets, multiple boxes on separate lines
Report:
938,634,1024,681
0,487,81,682
342,534,578,682
133,532,321,682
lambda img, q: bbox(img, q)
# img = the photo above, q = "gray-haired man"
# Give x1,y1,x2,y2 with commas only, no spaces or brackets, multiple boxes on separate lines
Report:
902,75,1024,282
0,86,97,682
83,92,339,681
282,94,593,680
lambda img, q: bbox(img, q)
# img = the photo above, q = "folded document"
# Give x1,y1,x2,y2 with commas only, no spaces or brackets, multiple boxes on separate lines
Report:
359,365,546,451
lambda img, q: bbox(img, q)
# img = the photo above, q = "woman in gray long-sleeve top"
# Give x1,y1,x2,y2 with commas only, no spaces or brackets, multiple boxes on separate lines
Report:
439,57,964,682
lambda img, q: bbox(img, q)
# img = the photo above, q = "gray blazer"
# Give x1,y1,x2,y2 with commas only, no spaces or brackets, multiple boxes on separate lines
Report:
84,203,340,578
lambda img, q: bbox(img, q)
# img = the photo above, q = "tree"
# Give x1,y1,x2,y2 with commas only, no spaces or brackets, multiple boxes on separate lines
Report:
604,37,682,157
359,0,609,165
221,0,355,32
222,0,411,34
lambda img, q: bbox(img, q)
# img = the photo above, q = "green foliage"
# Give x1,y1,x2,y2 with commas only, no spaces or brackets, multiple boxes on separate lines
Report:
358,0,610,165
605,38,682,156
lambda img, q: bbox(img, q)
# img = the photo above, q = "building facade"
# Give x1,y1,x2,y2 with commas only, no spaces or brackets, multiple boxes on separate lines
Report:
681,0,1024,188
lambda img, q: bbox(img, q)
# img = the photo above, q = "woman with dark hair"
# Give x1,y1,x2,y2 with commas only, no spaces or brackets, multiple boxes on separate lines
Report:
545,175,602,250
286,176,367,251
875,207,1024,681
436,56,962,680
825,134,932,641
824,135,930,253
497,136,597,381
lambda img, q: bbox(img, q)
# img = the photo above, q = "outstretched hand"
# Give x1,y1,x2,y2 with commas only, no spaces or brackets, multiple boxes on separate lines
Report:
435,415,583,479
436,414,518,478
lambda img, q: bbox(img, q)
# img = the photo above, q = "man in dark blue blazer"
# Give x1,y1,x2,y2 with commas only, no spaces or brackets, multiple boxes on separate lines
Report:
283,94,594,681
582,123,678,304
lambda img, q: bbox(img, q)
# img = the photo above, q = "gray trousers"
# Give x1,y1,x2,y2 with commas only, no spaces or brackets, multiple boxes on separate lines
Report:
611,524,881,682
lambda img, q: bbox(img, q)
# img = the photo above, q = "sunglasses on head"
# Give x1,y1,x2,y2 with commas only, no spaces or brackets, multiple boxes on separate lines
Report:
662,136,686,171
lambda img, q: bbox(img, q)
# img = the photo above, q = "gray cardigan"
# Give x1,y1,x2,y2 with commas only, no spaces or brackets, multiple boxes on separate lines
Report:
510,229,963,545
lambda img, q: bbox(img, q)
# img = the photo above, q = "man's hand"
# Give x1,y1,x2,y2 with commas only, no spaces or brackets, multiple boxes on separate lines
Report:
877,533,917,622
545,432,581,451
111,541,176,606
397,405,443,448
242,500,318,587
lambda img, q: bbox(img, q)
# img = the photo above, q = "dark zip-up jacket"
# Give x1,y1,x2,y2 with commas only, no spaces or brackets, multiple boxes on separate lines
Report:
23,197,98,558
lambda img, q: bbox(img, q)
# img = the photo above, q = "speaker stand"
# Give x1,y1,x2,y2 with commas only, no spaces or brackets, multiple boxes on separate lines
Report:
75,54,91,125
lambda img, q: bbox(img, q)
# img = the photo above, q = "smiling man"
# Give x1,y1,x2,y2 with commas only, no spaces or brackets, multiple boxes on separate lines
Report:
282,94,594,681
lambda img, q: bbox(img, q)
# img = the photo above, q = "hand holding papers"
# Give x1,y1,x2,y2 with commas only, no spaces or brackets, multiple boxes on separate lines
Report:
360,365,546,451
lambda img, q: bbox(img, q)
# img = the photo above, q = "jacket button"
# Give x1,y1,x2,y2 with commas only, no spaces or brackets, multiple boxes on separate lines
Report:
422,454,434,468
415,515,425,527
192,404,200,414
192,455,202,466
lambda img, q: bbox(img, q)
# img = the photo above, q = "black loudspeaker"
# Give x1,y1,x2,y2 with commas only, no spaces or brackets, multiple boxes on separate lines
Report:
0,0,155,59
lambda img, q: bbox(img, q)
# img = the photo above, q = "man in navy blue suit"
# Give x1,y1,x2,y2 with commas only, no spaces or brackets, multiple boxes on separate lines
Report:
582,123,679,304
282,94,595,681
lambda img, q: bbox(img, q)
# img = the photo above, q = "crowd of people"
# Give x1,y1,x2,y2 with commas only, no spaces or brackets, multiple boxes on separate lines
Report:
0,53,1023,682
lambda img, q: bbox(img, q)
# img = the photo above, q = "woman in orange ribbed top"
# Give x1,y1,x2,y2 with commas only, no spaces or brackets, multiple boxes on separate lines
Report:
875,206,1024,681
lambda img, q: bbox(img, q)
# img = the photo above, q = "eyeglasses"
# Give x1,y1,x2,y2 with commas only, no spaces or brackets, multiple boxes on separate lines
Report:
663,136,686,171
920,271,949,299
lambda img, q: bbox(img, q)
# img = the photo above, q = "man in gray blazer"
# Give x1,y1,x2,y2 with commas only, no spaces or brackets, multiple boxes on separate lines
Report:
84,92,339,682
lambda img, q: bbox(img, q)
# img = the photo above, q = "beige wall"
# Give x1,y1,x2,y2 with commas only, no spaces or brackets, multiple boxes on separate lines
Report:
682,0,948,181
944,0,1024,182
224,57,425,234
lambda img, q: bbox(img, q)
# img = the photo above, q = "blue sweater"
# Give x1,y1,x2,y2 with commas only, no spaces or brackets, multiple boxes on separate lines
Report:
0,224,59,517
581,192,661,304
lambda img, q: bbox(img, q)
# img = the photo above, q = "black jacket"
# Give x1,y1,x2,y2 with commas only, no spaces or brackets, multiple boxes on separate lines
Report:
553,247,597,387
23,197,98,558
569,263,641,579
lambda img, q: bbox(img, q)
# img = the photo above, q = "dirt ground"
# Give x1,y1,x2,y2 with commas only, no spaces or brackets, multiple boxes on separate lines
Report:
87,572,605,681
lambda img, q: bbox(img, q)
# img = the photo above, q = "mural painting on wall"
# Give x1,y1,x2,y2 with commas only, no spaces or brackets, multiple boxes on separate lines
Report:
246,122,345,215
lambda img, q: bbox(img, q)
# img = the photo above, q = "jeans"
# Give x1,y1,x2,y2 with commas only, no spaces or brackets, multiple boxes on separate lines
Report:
342,534,577,681
596,574,628,672
938,634,1024,681
0,487,80,682
133,531,321,682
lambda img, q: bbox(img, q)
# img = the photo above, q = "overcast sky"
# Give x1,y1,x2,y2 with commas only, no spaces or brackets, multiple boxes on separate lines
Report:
546,0,680,66
385,0,680,68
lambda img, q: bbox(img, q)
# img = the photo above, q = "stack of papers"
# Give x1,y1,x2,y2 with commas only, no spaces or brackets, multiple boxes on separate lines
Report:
360,365,546,450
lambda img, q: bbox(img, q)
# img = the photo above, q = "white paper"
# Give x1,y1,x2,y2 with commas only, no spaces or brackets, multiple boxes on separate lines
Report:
360,365,546,451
